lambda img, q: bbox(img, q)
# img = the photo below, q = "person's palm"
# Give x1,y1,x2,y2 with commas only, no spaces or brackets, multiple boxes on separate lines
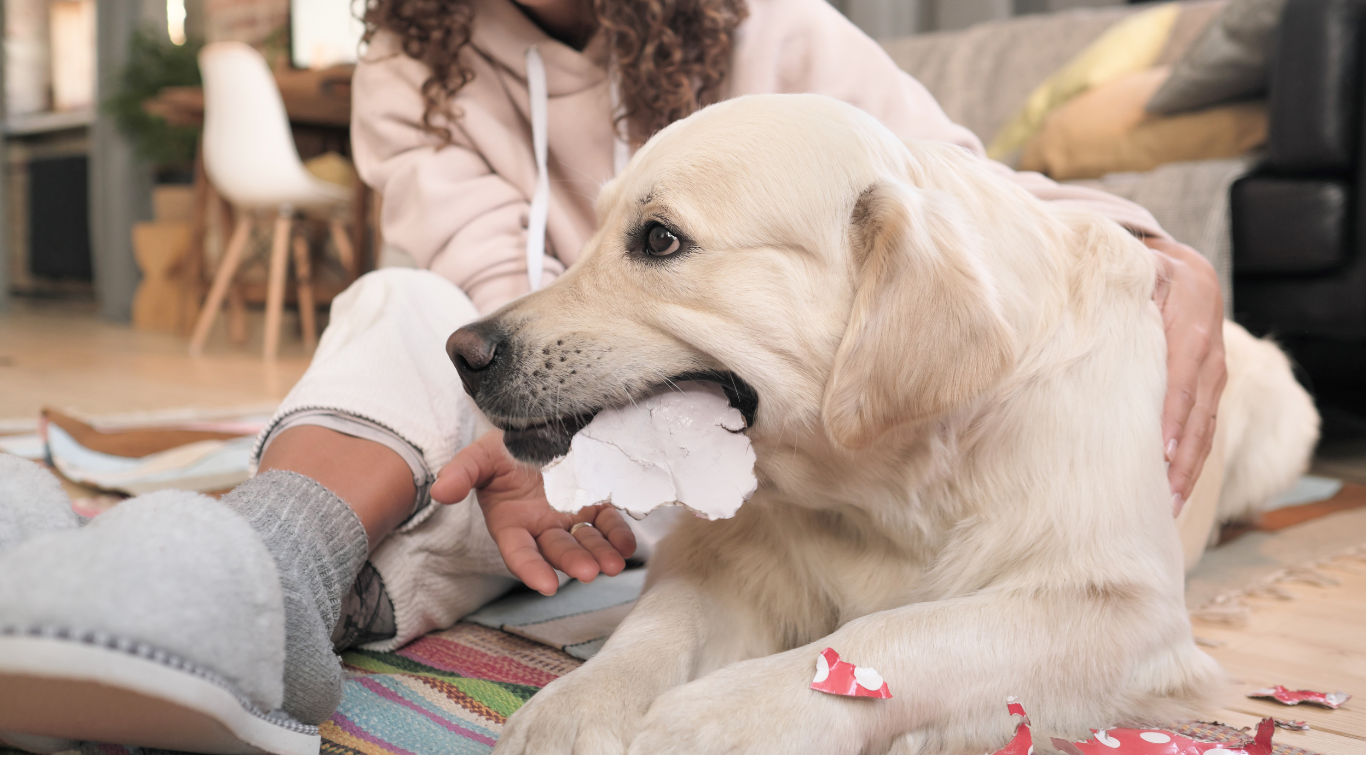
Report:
431,430,636,595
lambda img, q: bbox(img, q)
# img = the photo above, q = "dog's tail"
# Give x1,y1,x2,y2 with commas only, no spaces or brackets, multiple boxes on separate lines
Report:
1215,321,1321,524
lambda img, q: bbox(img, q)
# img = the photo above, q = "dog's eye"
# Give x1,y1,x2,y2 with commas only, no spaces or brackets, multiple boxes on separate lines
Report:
644,223,681,257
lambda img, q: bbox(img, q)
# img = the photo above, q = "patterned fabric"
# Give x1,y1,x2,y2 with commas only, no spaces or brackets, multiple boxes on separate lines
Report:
318,622,581,755
330,561,398,651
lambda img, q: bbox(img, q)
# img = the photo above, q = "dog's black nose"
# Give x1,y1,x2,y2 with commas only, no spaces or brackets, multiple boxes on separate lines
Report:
447,321,504,398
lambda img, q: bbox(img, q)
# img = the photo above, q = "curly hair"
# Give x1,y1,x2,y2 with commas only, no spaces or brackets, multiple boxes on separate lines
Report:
362,0,748,145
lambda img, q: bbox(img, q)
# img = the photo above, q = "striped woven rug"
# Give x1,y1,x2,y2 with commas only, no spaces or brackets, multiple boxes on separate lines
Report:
320,622,583,755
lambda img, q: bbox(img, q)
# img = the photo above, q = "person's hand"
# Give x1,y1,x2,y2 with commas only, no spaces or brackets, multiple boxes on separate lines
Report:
431,429,637,595
1144,236,1227,516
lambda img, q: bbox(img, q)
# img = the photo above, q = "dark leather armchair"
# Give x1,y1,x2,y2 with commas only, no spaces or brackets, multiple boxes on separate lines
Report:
1231,0,1366,402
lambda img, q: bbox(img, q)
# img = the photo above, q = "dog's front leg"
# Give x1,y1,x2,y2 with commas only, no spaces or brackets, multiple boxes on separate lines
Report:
629,585,1195,754
494,578,712,754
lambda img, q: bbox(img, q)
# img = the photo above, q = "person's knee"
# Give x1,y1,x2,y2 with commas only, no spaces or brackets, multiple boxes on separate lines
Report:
331,268,478,333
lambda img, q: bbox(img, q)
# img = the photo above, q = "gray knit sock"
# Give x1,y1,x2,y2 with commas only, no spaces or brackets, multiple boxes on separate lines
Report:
221,470,368,725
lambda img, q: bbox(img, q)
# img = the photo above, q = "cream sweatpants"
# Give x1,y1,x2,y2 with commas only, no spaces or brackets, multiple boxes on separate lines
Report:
250,269,675,651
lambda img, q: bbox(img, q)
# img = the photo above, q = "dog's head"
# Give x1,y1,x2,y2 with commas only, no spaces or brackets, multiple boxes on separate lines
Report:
448,94,1017,470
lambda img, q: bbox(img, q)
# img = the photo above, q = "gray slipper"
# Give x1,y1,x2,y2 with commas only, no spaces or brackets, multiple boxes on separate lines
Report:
0,490,318,754
0,455,83,553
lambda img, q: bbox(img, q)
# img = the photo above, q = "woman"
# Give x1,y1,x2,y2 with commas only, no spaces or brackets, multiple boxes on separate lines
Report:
0,0,1225,749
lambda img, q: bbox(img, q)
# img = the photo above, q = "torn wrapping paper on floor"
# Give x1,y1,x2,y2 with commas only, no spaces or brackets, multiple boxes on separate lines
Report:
1248,686,1351,709
1052,718,1275,755
991,701,1278,755
541,381,757,520
992,698,1033,754
809,647,892,699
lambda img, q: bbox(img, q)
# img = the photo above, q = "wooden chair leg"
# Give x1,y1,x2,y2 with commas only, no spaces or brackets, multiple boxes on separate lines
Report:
189,215,253,356
262,210,294,362
181,144,210,335
227,284,248,345
292,229,317,351
328,217,357,281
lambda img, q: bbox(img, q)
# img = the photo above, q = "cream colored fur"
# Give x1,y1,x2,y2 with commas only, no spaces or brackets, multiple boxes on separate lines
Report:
481,94,1319,754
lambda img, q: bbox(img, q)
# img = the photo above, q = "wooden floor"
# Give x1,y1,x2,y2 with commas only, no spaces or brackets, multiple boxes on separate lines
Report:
1,296,1363,754
0,297,310,424
1194,563,1366,754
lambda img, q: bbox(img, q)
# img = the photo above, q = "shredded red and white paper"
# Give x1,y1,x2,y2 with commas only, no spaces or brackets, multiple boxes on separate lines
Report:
1274,719,1310,731
990,701,1277,755
809,647,892,699
541,381,756,520
992,698,1033,755
1249,686,1351,709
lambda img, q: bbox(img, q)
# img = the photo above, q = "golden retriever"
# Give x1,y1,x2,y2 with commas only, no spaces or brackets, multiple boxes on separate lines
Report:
450,94,1319,753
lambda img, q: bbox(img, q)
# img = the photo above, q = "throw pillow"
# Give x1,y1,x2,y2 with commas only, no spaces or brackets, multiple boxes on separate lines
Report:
1155,0,1228,67
1146,0,1287,114
1021,66,1267,181
987,3,1181,162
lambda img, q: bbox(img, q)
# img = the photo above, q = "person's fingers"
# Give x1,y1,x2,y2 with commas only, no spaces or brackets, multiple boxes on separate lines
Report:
1160,329,1205,460
493,526,561,596
1169,355,1227,513
571,523,628,577
588,505,637,561
1169,411,1214,515
537,528,601,583
1158,281,1214,455
431,431,506,504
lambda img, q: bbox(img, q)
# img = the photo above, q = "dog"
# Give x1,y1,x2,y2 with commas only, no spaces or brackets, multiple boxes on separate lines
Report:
447,94,1319,753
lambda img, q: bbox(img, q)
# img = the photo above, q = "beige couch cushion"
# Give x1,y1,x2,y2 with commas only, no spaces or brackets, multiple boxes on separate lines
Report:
986,4,1182,161
882,5,1139,148
1021,66,1267,181
882,1,1227,154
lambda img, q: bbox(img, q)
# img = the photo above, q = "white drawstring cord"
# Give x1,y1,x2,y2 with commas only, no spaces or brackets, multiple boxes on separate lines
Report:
610,71,630,177
525,46,550,291
524,47,633,291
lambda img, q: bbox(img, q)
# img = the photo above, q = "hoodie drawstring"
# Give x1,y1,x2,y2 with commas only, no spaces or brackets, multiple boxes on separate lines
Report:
525,46,550,291
524,46,633,292
610,73,630,177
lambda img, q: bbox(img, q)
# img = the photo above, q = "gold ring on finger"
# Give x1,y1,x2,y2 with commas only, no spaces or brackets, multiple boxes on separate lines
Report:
570,522,594,535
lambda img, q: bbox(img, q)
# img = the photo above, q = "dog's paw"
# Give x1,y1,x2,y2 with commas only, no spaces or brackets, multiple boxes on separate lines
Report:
494,664,657,754
628,649,864,754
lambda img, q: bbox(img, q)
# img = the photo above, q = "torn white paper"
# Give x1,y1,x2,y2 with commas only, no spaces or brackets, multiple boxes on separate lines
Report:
541,380,757,520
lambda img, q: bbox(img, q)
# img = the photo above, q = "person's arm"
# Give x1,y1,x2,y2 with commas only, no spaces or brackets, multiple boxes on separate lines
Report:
352,31,564,314
733,0,1223,507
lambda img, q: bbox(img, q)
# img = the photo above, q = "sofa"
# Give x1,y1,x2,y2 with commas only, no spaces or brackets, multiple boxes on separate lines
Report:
883,0,1366,408
1230,0,1366,408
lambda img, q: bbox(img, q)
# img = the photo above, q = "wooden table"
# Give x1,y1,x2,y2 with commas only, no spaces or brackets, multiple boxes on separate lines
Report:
143,65,354,128
143,66,372,339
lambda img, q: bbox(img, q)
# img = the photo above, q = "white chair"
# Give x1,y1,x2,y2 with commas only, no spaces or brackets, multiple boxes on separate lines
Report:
189,42,356,360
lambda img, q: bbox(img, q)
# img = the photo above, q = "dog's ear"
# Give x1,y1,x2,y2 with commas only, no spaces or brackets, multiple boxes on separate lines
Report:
822,181,1017,450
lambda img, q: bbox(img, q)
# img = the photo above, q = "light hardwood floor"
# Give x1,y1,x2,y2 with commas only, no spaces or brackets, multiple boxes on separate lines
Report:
1,297,1363,753
1195,563,1366,754
0,297,310,424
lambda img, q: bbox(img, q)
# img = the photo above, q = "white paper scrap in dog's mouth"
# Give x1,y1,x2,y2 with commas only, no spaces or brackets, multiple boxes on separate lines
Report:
541,380,757,520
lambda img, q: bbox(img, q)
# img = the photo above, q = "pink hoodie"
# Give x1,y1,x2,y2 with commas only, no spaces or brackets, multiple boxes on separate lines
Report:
352,0,1167,314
